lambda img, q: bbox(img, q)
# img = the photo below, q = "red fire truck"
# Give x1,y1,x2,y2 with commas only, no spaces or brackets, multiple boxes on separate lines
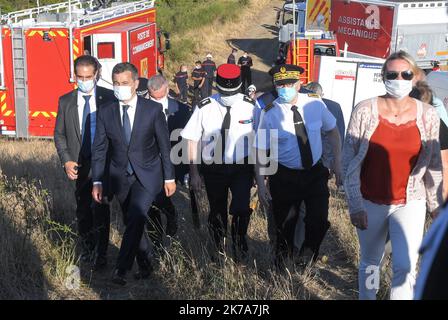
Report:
0,0,170,138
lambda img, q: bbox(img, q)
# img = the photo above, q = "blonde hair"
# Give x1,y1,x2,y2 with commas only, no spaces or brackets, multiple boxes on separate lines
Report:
381,50,418,79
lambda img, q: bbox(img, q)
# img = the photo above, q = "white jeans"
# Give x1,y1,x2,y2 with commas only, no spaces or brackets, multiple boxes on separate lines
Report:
357,199,426,300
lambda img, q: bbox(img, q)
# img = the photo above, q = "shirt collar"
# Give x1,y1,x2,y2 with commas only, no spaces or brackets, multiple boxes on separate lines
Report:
77,87,96,99
120,94,138,109
150,96,169,111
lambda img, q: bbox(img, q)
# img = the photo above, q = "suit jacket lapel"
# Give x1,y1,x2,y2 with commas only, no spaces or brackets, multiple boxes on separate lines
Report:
129,98,143,147
69,90,81,144
167,98,178,115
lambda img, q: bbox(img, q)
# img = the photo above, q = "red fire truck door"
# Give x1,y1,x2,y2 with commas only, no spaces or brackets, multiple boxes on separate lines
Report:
129,23,157,79
92,33,123,89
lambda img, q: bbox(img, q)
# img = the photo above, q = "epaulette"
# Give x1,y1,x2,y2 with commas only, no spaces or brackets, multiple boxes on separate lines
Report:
198,98,211,108
264,103,275,112
243,95,256,105
307,93,320,99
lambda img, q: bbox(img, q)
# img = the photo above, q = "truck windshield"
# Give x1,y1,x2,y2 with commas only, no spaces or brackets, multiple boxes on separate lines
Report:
282,10,305,28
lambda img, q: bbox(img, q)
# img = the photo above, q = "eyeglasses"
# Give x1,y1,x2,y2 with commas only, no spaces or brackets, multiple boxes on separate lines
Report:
384,70,414,81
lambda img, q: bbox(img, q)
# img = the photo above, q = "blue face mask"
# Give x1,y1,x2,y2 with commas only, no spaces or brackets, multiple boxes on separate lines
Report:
277,86,297,103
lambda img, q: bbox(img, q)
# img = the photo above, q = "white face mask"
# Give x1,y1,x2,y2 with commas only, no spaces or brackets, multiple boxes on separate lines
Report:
220,94,240,106
151,96,168,105
114,85,133,102
77,79,95,93
384,80,413,100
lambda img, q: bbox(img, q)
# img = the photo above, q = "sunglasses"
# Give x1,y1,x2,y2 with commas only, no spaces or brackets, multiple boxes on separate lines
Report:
384,70,414,81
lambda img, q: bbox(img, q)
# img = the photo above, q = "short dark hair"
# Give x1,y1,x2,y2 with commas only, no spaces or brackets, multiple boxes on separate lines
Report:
232,48,237,53
195,60,202,65
74,55,98,73
112,62,139,80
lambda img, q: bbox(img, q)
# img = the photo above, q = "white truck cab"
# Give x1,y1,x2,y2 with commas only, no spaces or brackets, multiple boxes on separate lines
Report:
276,1,306,45
427,71,448,110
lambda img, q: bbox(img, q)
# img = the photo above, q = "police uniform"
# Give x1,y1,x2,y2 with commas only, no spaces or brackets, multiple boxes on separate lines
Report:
181,64,257,256
238,54,253,94
191,66,206,106
255,64,337,262
202,57,217,98
174,71,189,103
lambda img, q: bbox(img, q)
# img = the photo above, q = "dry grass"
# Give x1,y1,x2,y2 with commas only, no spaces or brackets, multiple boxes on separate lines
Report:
0,139,360,300
0,0,364,300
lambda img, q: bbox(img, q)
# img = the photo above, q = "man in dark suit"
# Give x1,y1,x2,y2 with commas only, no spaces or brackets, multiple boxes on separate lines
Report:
145,74,193,251
91,63,176,285
54,55,115,270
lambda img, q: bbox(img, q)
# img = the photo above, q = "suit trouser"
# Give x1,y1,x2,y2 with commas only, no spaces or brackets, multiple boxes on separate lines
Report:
75,177,110,257
240,68,252,93
201,162,254,248
117,174,157,272
269,162,330,260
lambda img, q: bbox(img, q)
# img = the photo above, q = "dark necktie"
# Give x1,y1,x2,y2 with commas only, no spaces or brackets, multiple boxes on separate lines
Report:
122,105,134,175
81,95,91,157
291,105,313,169
220,106,231,161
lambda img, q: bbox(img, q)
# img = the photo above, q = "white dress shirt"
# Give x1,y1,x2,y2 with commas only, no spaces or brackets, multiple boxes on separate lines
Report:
95,94,174,184
151,96,169,121
77,89,97,133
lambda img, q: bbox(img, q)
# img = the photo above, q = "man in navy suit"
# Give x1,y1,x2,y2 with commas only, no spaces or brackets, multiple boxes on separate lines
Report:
145,74,194,251
91,63,176,285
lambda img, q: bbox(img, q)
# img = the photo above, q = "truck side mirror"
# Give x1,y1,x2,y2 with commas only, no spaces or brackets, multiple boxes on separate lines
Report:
275,11,281,27
164,32,171,50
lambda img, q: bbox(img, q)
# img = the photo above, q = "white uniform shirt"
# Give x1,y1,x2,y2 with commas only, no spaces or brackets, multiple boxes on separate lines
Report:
77,89,97,133
255,93,336,170
181,93,257,164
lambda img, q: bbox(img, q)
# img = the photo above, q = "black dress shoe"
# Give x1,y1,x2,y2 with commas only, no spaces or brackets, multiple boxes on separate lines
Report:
92,255,108,271
111,269,127,286
80,250,93,263
134,262,153,280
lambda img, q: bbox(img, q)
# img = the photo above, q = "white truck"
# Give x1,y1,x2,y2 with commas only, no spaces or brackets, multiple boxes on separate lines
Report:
427,71,448,109
276,1,307,45
330,0,448,70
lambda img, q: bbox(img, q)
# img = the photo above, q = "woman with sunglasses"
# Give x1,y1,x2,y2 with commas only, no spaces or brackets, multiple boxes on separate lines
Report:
342,50,443,300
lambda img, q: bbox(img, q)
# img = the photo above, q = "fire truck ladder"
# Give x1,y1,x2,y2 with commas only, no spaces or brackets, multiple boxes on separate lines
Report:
297,39,311,84
1,0,93,24
11,28,29,138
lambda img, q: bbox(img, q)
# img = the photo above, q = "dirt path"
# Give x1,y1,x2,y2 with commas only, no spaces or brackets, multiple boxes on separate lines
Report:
227,0,283,92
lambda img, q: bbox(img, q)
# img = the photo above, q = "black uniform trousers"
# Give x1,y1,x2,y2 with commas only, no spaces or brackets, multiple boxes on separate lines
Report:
240,67,252,94
179,85,188,103
116,174,156,273
204,77,214,98
269,161,330,260
75,168,110,258
201,162,254,248
193,86,202,107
